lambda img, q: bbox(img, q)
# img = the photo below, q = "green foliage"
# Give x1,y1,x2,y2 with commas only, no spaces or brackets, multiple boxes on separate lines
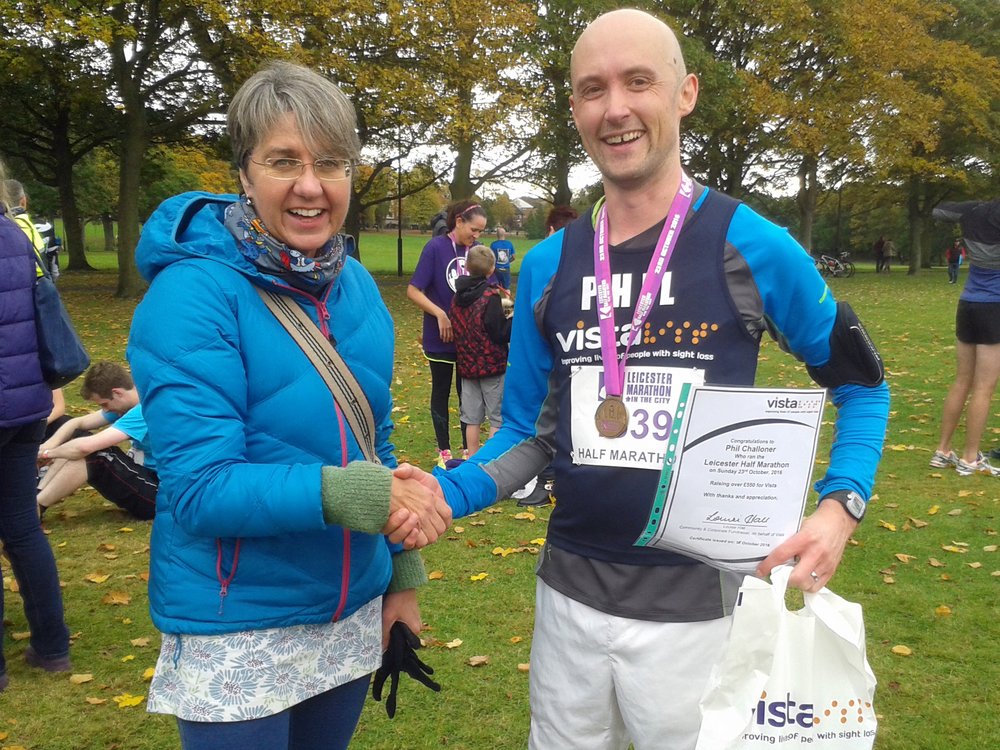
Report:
74,149,120,221
481,193,517,230
3,0,1000,289
521,207,547,239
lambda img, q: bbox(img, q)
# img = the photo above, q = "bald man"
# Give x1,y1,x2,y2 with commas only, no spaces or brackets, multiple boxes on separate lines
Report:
436,10,889,748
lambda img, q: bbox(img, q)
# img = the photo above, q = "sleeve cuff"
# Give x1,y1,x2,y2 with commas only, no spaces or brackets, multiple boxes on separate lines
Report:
320,462,392,534
387,548,427,593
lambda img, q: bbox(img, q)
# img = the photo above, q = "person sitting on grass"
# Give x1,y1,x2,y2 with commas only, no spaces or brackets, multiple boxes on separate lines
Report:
37,361,157,520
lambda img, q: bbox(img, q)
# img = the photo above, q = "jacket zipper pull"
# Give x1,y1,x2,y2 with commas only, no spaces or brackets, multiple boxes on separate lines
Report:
218,583,228,615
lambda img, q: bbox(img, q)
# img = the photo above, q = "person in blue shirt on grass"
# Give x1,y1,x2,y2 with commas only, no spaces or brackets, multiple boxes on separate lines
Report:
37,361,158,520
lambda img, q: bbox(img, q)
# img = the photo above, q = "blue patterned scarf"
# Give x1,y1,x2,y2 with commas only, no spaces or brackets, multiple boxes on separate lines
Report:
224,196,346,293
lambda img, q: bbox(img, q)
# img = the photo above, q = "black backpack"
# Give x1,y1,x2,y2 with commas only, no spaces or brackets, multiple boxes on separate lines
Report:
430,210,448,237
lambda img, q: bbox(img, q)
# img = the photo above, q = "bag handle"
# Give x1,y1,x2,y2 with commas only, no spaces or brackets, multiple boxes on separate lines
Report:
256,286,380,464
806,586,867,648
770,564,869,652
768,563,794,609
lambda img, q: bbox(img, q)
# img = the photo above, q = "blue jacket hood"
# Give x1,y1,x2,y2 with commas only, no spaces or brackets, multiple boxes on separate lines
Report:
137,192,261,284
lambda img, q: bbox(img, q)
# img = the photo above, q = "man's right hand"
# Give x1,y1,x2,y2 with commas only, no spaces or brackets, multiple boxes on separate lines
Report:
382,464,452,549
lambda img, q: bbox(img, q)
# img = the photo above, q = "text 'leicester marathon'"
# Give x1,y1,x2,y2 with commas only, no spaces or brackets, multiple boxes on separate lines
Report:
624,370,673,401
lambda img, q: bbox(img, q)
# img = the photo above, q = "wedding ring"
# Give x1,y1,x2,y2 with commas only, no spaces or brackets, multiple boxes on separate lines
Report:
810,571,820,584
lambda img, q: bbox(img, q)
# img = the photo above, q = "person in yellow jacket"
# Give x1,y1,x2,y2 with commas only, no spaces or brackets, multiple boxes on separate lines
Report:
3,179,46,276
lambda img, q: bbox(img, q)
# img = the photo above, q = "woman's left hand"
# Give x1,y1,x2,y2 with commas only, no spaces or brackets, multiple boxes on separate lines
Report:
382,588,421,650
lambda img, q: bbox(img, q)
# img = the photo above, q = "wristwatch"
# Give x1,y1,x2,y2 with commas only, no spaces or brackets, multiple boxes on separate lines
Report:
821,490,867,522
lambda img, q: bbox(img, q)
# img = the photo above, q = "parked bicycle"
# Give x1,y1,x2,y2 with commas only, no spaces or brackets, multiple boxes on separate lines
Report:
816,251,855,278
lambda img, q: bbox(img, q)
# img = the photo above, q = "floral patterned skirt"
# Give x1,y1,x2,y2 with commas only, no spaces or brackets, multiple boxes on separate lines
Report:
147,598,382,721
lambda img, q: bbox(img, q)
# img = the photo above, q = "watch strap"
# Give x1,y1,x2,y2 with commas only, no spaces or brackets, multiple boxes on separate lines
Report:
821,489,867,522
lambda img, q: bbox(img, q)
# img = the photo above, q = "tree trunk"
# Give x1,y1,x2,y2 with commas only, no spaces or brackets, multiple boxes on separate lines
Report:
111,29,148,299
796,155,818,252
551,145,572,207
549,77,574,207
833,186,844,252
906,174,923,275
344,199,362,261
102,215,116,253
52,123,93,271
56,163,92,272
450,138,475,201
115,97,148,297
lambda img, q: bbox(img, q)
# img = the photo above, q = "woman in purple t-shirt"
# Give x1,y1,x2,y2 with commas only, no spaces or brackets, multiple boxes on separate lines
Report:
407,200,488,466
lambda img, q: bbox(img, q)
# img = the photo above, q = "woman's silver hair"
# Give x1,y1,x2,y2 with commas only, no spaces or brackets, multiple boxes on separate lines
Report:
228,61,361,170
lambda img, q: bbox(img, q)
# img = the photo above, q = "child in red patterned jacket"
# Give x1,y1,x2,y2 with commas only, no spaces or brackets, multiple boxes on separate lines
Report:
449,246,512,457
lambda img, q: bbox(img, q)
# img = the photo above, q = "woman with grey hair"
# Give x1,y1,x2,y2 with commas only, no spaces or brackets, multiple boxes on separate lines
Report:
127,62,450,749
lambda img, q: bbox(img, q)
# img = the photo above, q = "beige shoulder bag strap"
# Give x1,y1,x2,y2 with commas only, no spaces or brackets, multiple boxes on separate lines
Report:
256,287,380,464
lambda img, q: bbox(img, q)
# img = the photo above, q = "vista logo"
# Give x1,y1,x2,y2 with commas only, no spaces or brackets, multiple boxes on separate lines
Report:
767,397,800,409
751,691,814,728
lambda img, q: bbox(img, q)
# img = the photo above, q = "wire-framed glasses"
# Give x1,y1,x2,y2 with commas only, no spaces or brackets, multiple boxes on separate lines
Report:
250,157,353,181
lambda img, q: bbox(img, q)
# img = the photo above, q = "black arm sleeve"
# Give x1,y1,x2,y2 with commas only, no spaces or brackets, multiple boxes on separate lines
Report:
806,302,885,388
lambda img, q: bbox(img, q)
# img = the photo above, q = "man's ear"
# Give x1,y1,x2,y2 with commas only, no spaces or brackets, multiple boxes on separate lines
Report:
678,73,699,118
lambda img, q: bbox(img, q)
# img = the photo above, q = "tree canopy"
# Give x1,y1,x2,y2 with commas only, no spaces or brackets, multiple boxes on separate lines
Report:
0,0,997,292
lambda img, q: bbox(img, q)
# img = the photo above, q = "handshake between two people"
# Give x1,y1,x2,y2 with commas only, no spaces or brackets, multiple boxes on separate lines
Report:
382,463,453,550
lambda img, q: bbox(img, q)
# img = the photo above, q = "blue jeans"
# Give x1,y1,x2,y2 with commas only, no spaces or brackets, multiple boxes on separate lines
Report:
176,674,371,750
0,419,70,675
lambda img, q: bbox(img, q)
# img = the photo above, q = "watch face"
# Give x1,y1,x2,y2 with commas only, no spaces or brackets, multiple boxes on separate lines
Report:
846,491,866,519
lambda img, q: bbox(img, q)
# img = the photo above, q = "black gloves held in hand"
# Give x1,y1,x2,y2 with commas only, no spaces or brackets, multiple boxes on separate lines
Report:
372,621,441,718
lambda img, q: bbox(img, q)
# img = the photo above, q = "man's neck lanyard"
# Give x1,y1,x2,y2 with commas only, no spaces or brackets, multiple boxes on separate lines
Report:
593,172,695,438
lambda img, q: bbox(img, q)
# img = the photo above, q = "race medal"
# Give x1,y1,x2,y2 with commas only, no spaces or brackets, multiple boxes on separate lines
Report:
595,396,629,438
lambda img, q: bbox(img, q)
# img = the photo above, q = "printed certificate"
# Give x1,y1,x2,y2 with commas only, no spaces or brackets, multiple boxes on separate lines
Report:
634,384,826,572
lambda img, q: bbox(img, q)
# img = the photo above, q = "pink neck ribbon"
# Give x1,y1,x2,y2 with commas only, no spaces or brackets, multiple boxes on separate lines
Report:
593,173,695,399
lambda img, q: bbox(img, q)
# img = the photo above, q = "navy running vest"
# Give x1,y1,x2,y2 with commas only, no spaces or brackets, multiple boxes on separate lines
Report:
542,189,762,565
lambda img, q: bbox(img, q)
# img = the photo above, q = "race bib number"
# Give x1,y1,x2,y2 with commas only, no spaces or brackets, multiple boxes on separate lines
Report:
570,365,705,470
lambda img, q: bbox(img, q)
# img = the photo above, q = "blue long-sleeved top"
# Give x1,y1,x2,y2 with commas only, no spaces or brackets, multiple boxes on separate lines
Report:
438,186,889,567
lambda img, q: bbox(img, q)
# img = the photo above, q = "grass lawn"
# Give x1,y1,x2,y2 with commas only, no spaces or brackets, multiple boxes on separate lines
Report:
1,258,997,749
78,228,540,278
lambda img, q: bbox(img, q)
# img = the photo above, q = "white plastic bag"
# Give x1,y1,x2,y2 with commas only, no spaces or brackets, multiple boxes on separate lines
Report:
695,565,877,749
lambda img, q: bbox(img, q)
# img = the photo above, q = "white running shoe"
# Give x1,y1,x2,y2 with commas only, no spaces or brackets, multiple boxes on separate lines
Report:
929,450,958,469
955,452,1000,477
